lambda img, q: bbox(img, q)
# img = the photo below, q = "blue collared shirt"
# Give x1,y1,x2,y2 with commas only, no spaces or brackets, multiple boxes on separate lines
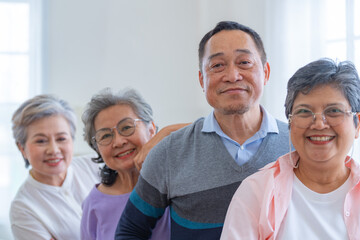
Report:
202,106,279,166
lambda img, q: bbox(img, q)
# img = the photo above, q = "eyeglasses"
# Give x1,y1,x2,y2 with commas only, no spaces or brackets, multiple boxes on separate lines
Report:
92,118,143,146
288,106,357,129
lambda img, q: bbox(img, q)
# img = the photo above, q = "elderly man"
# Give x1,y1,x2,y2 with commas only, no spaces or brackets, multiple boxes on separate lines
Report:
116,21,290,239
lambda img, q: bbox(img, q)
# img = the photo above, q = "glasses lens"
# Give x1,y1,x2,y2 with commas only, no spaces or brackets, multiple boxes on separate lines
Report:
95,129,113,146
117,118,136,136
290,106,349,128
323,106,346,127
290,109,313,128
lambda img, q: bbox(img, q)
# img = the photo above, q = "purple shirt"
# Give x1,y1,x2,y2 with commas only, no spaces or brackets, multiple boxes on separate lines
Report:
81,184,170,240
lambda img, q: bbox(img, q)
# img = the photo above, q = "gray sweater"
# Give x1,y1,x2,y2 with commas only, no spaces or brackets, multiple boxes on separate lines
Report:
116,117,290,239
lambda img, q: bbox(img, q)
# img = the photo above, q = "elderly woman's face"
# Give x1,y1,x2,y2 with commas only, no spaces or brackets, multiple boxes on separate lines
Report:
290,85,360,166
94,104,155,172
18,115,73,185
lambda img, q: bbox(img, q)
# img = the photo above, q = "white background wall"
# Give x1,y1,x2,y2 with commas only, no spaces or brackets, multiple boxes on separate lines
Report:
43,0,269,155
3,2,274,238
3,1,359,239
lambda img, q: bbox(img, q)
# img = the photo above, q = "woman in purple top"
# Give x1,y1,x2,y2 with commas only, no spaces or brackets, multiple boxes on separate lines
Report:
80,88,180,240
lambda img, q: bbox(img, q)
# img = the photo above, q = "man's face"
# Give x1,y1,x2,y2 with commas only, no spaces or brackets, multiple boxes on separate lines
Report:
199,30,270,116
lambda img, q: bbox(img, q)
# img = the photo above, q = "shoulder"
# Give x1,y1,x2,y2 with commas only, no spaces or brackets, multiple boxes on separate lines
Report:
71,154,98,169
275,119,289,134
10,177,37,209
166,117,205,138
10,179,40,226
238,155,291,195
230,164,276,211
71,154,100,181
82,185,99,208
146,117,206,155
266,119,290,150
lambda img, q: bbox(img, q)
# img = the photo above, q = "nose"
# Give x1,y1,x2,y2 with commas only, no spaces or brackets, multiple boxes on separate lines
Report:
47,139,61,154
225,64,242,82
310,113,329,129
112,130,128,148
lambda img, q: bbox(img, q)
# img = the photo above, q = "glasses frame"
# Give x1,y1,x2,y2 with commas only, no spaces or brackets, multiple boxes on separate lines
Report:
92,118,143,146
288,108,357,129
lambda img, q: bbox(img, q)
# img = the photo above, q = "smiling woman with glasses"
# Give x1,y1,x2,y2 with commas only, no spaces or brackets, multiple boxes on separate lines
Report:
80,88,188,240
221,58,360,239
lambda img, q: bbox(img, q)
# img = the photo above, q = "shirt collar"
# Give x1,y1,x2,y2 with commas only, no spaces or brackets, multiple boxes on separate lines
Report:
202,106,279,138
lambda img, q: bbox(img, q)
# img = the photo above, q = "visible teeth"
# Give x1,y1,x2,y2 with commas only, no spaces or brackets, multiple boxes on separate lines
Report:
309,136,333,141
47,159,61,163
117,149,135,157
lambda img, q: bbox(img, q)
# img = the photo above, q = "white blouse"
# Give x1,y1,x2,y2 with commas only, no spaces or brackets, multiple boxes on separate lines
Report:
10,155,100,240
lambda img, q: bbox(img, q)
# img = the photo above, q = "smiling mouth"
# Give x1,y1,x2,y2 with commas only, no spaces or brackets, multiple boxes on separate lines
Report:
116,149,135,158
221,88,247,93
45,159,62,163
308,136,335,141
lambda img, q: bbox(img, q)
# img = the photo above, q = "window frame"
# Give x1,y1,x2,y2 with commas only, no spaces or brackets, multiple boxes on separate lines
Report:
0,0,43,237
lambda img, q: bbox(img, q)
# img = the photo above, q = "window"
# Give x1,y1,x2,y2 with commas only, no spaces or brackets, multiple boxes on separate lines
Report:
324,0,360,159
325,0,360,69
0,0,42,237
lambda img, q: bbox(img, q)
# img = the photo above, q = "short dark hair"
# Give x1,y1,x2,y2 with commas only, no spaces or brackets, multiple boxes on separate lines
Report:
198,21,267,71
285,58,360,126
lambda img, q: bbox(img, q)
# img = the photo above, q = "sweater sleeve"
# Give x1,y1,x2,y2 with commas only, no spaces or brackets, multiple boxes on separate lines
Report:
114,195,157,239
115,138,170,239
115,186,169,239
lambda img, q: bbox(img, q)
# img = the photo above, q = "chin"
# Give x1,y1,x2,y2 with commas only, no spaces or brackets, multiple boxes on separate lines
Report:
222,105,249,115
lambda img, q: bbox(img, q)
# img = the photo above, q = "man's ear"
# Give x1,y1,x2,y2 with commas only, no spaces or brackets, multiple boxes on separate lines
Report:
263,62,270,86
199,70,205,90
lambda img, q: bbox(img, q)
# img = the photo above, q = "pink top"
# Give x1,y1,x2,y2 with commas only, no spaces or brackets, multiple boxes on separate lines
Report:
221,151,360,240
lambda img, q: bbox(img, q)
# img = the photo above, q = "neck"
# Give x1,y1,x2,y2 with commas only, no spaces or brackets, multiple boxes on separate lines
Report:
98,168,139,195
30,169,67,187
294,158,350,193
214,105,263,145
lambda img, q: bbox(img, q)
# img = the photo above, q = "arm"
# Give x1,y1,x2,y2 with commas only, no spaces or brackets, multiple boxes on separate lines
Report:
11,208,55,240
220,180,261,240
116,140,171,240
134,123,190,171
80,198,97,240
115,186,168,239
115,197,157,239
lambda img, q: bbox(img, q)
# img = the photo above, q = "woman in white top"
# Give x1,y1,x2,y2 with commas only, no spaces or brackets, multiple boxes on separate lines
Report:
221,58,360,239
10,95,99,240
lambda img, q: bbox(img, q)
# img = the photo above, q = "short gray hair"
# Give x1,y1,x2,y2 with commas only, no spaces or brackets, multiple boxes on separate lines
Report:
12,94,77,168
82,88,155,151
285,58,360,125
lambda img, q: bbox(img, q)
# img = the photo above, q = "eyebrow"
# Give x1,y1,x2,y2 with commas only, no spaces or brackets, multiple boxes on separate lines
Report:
235,49,252,55
207,49,253,62
31,132,69,138
293,103,346,109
